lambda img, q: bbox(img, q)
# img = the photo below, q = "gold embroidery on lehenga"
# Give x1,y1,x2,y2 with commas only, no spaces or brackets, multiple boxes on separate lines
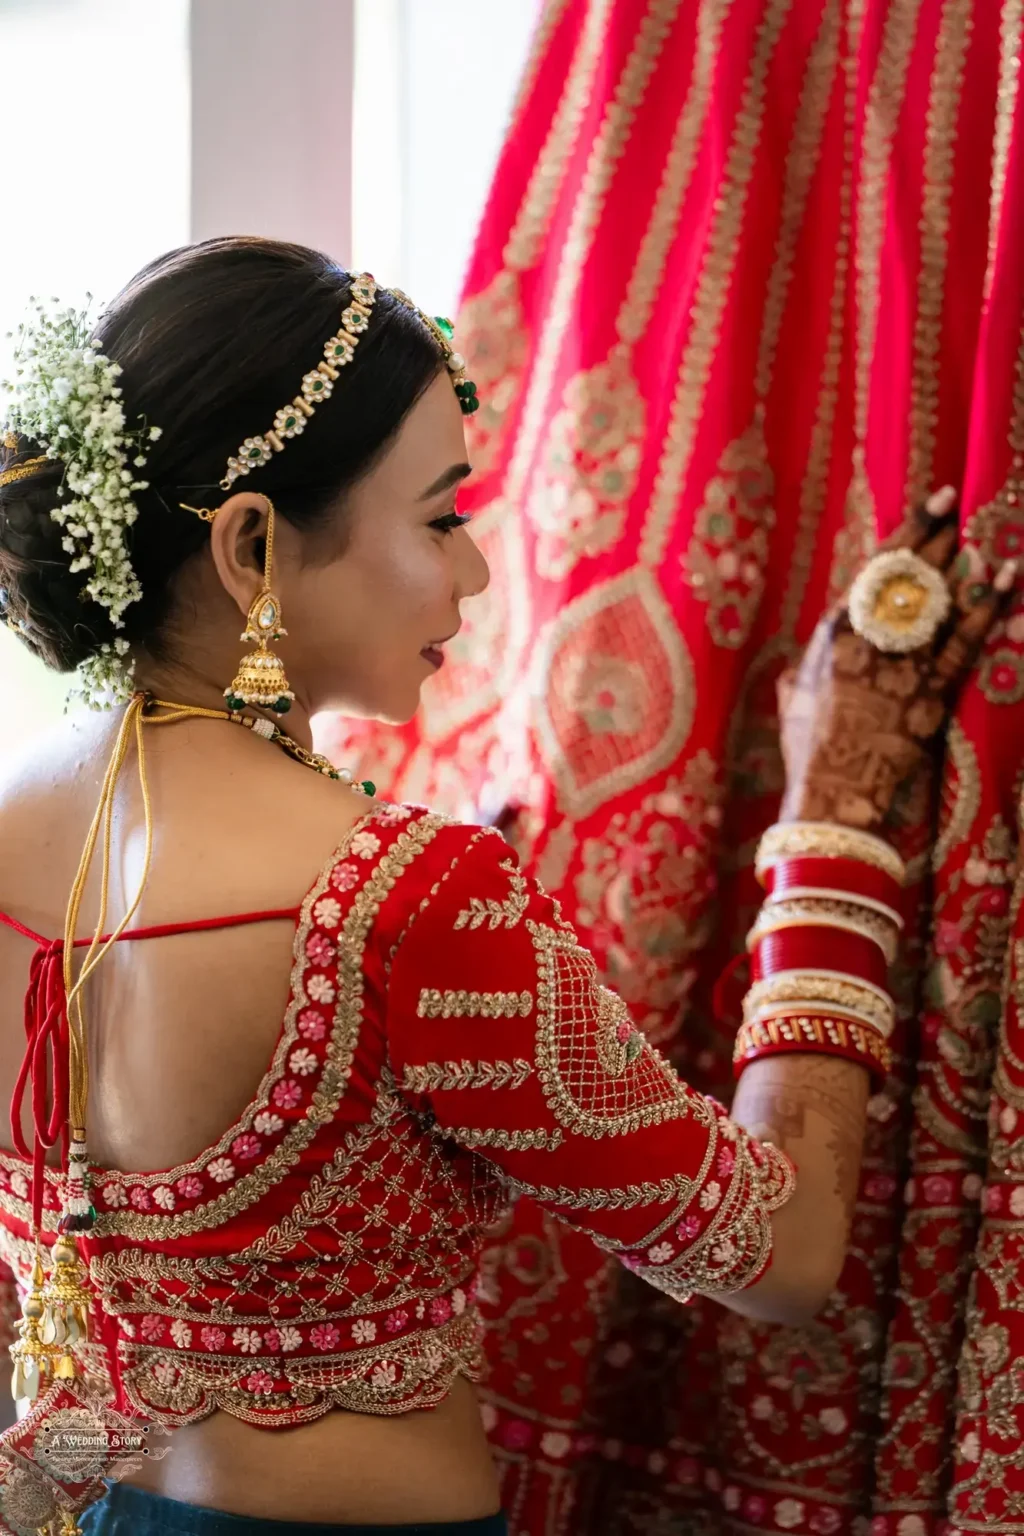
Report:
904,0,973,510
832,0,926,598
685,0,840,647
640,0,795,570
984,0,1024,304
402,1060,534,1094
416,989,534,1020
502,0,682,513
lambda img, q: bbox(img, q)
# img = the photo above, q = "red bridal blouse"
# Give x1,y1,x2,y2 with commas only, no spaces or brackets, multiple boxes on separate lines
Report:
0,804,792,1431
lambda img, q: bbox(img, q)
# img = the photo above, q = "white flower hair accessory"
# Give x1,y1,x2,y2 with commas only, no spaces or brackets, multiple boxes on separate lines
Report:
1,298,161,706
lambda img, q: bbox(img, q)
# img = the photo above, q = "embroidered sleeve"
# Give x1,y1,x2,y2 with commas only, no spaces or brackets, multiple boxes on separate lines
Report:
387,831,794,1302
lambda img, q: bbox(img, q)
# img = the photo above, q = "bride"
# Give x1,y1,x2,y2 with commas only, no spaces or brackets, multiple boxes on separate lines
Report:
0,236,1008,1535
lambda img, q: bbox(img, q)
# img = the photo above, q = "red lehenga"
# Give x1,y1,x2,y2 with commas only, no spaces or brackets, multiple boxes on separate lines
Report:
323,1,1024,1531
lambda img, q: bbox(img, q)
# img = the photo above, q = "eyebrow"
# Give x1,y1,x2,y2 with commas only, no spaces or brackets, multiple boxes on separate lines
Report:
418,462,473,500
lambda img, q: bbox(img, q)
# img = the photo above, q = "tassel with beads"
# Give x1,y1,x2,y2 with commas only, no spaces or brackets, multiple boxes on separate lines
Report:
9,1246,55,1402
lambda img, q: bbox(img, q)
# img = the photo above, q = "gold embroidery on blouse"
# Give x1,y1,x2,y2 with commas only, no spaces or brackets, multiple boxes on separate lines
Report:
440,1125,564,1153
593,1134,793,1303
0,812,449,1241
416,988,534,1020
453,858,529,931
530,918,696,1138
402,1060,533,1094
117,1307,487,1427
505,1172,698,1212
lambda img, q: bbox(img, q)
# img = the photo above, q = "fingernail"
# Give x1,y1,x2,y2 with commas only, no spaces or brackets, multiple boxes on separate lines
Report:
995,559,1018,593
926,485,957,516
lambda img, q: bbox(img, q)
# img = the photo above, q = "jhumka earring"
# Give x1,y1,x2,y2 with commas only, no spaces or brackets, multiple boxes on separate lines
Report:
224,496,295,716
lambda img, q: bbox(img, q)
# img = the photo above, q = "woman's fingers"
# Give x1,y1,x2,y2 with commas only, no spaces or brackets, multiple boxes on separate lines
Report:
931,559,1017,695
878,485,959,557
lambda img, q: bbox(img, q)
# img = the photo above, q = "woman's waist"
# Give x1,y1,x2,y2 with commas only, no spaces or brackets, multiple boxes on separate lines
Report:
112,1375,503,1526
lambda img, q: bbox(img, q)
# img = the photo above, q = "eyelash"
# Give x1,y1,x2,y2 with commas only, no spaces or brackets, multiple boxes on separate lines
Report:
430,512,473,535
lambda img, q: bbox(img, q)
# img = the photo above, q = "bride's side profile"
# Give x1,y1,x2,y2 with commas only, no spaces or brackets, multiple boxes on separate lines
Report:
0,237,1008,1535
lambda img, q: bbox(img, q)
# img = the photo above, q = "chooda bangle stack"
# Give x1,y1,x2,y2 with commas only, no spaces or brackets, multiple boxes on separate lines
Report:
734,822,905,1085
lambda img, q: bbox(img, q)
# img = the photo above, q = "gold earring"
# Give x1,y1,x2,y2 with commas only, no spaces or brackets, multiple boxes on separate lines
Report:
225,497,295,716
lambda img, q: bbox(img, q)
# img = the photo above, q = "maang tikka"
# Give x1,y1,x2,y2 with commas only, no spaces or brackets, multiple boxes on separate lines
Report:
181,495,294,715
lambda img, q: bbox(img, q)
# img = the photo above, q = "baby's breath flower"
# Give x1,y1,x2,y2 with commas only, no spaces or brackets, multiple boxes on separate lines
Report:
1,298,162,706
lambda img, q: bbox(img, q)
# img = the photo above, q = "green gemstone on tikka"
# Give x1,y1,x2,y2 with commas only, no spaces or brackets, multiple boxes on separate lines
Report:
434,317,455,341
462,396,480,415
361,780,376,796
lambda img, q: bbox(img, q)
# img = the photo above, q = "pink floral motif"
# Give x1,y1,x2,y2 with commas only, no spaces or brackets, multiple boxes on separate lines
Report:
177,1174,203,1199
140,1314,165,1342
272,1079,303,1111
297,1011,327,1041
809,1509,843,1534
743,1495,767,1522
330,863,360,893
983,1184,1005,1214
352,1318,377,1344
647,1242,674,1265
350,831,381,859
501,1419,533,1451
716,1144,736,1178
305,931,334,966
208,1157,235,1184
264,1325,302,1353
864,1173,897,1202
129,1186,152,1211
233,1328,261,1354
676,1214,702,1243
305,975,336,1005
245,1369,275,1396
152,1185,175,1211
311,1323,341,1351
428,1296,452,1326
288,1047,318,1077
101,1182,127,1208
922,1174,956,1205
200,1326,226,1351
699,1181,722,1211
375,804,411,824
253,1112,284,1137
232,1134,262,1162
385,1309,409,1334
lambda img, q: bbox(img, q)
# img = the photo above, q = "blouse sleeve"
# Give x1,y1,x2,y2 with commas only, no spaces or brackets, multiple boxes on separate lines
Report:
386,828,793,1303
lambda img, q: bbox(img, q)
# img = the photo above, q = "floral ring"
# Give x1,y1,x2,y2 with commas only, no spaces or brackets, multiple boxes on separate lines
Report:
847,548,951,653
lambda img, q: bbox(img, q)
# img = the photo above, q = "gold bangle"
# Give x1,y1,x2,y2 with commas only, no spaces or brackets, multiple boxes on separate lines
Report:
743,970,895,1039
749,899,899,964
763,884,904,930
755,821,905,887
733,1014,892,1075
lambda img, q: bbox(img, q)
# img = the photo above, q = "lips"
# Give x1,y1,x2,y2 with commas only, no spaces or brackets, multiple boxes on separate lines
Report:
421,628,460,670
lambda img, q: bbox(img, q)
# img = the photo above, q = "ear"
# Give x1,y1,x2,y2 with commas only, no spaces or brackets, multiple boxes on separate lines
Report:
207,493,269,620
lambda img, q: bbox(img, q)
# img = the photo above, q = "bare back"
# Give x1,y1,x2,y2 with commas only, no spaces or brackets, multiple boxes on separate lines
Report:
0,713,500,1523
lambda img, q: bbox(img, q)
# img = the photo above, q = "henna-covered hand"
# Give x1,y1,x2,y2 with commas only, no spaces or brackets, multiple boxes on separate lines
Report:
778,487,1016,833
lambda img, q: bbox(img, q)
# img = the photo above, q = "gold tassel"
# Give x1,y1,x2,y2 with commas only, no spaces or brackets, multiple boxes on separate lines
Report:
10,1247,54,1403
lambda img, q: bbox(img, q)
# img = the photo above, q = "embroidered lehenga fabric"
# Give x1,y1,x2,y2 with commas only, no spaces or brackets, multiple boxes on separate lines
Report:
0,807,793,1530
322,1,1024,1531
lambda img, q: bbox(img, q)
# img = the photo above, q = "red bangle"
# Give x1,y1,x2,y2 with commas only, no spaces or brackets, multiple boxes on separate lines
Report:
733,1012,891,1086
766,857,903,918
751,927,890,992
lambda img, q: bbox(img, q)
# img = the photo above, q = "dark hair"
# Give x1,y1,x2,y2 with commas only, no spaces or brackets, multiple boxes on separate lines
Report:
0,237,444,672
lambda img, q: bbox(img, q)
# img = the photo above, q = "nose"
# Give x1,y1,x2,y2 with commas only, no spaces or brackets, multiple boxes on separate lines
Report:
457,523,490,599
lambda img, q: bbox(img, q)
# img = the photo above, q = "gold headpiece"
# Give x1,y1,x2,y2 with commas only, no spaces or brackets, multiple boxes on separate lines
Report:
201,274,478,501
217,274,378,492
0,455,50,490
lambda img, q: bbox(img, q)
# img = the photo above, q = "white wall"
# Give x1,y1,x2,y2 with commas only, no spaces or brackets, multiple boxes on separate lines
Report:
0,0,191,748
353,0,542,315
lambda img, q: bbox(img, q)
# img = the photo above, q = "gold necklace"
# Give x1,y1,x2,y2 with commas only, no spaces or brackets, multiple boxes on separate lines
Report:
141,696,376,794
